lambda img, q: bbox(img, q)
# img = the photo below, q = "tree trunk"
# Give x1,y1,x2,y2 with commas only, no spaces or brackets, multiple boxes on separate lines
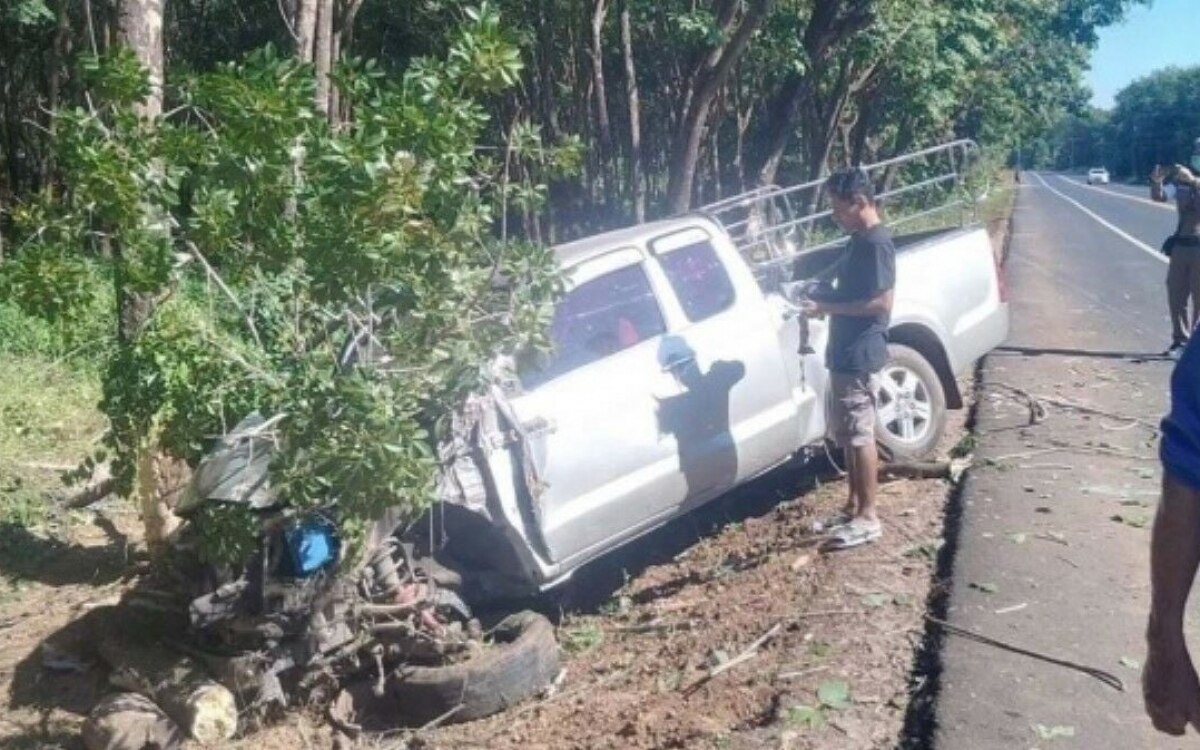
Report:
619,0,644,223
756,76,808,187
117,0,163,119
99,636,238,744
116,0,171,556
536,2,561,143
666,0,772,214
752,0,874,187
312,0,334,118
294,0,317,60
333,0,366,123
43,0,73,186
83,693,184,750
590,0,612,192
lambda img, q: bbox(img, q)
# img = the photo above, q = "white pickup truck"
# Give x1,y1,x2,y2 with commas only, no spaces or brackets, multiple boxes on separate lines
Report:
423,142,1010,595
189,141,1008,598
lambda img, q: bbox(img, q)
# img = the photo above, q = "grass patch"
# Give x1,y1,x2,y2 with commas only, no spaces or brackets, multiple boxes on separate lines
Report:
0,352,104,534
561,621,605,655
979,172,1017,225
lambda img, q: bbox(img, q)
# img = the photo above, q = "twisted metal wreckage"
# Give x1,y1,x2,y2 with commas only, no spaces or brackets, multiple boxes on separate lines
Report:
78,321,562,748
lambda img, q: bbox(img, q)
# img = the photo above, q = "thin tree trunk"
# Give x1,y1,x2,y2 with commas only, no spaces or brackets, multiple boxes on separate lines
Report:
295,0,317,59
756,77,807,187
118,0,163,119
116,0,171,555
710,125,722,203
334,0,365,123
666,0,772,215
44,0,72,186
619,0,644,223
590,0,612,165
536,3,561,142
312,0,334,117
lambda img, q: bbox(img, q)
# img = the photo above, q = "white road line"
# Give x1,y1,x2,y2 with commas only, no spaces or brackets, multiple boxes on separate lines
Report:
1031,172,1167,265
1054,175,1173,211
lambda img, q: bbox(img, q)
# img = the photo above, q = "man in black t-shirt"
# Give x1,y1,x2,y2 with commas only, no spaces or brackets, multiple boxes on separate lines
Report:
802,168,896,549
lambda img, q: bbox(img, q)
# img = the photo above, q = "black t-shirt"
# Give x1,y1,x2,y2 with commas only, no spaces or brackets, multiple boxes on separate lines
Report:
812,225,896,374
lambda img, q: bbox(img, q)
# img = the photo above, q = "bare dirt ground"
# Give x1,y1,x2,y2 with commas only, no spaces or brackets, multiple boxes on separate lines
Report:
0,416,967,750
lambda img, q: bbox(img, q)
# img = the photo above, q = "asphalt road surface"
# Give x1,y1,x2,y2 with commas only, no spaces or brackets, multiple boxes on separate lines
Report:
932,172,1193,748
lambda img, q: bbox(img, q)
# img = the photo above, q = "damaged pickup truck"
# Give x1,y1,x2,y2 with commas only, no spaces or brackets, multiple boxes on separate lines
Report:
169,140,1008,734
418,139,1008,596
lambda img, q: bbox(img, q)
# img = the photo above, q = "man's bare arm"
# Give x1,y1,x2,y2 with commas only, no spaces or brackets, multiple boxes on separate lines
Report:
808,289,894,318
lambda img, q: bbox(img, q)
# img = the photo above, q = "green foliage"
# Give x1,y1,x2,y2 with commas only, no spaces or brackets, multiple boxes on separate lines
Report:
1048,65,1200,178
6,0,54,27
5,5,567,563
189,503,261,567
561,621,605,654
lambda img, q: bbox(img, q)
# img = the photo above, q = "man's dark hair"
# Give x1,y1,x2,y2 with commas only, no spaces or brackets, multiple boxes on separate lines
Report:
826,167,875,203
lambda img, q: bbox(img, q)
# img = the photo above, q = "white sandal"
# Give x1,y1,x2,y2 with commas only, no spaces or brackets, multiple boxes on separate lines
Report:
812,511,853,533
826,519,882,550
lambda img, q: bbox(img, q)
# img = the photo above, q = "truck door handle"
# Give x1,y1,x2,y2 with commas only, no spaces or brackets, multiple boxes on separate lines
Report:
662,355,696,373
521,416,556,437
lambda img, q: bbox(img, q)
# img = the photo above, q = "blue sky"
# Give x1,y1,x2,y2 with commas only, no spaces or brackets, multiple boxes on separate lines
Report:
1086,0,1198,110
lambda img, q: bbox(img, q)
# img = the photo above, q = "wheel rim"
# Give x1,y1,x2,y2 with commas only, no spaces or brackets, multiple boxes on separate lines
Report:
876,364,933,446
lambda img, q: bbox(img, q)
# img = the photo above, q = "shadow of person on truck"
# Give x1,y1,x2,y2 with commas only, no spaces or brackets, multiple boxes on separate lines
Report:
654,337,745,501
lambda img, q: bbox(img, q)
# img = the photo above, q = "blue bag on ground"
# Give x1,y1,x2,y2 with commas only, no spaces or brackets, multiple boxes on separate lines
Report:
282,518,340,576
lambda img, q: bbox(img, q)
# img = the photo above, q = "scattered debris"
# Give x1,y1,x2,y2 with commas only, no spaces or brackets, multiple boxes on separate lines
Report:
1032,723,1077,741
817,680,852,710
682,621,783,695
82,692,185,750
994,603,1028,615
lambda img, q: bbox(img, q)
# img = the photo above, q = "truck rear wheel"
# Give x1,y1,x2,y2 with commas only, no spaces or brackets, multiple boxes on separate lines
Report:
874,344,946,461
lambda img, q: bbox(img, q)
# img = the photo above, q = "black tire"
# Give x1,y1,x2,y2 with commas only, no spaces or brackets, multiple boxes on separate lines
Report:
874,344,947,462
343,610,560,729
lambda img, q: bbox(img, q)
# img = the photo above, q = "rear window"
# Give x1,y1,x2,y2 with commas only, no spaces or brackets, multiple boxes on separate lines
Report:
655,238,736,322
521,263,665,388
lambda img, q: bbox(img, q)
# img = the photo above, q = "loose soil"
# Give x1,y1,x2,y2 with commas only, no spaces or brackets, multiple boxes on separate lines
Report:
0,410,967,750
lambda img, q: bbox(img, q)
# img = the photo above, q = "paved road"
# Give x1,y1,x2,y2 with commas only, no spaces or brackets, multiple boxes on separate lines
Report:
933,172,1194,748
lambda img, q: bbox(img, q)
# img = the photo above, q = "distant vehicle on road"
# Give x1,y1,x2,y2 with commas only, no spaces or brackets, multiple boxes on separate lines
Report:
1087,167,1110,185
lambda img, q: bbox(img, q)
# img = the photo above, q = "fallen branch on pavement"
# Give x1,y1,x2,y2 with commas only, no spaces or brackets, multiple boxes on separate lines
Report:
925,615,1125,692
984,382,1047,424
985,382,1158,433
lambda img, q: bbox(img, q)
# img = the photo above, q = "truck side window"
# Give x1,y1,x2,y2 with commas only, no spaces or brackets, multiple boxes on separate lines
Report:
656,239,736,322
521,263,665,389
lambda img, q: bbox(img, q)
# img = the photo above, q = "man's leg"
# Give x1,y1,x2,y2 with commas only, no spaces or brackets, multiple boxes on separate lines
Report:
842,446,859,516
850,442,879,523
825,375,883,548
830,372,859,518
1168,254,1190,345
850,373,880,523
1187,248,1200,335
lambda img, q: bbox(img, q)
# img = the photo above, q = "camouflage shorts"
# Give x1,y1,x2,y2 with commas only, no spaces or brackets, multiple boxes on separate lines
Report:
829,372,879,449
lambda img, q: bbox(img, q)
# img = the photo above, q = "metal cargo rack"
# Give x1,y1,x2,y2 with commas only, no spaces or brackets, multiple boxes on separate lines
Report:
696,139,985,277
